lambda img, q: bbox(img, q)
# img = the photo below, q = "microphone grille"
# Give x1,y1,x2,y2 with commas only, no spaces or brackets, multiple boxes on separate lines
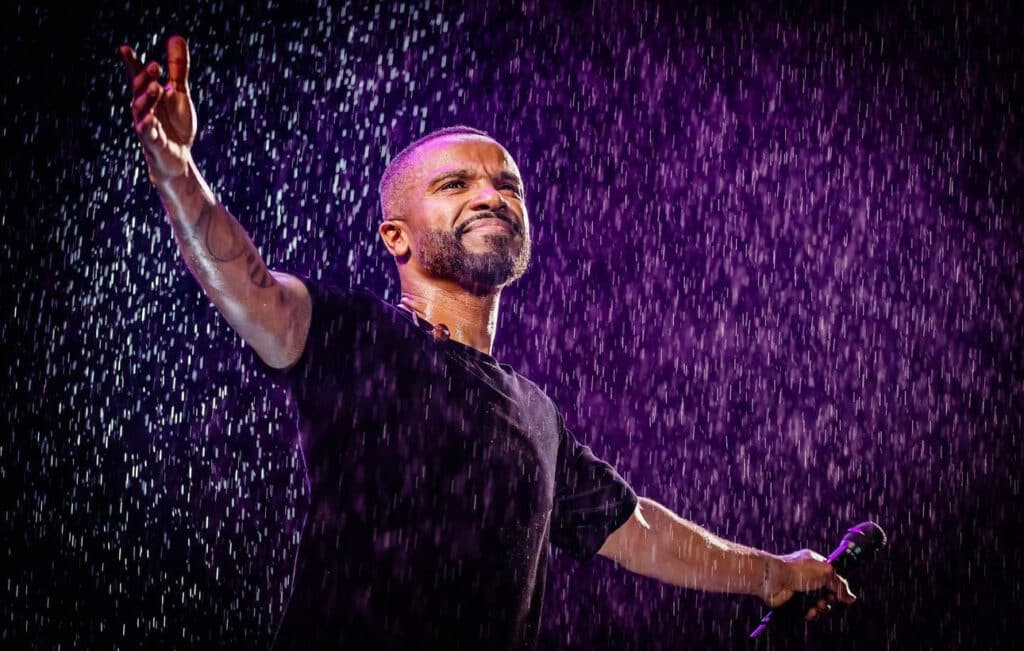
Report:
847,521,887,550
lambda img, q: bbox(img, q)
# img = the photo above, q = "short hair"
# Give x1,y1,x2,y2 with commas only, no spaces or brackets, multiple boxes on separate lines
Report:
378,125,493,220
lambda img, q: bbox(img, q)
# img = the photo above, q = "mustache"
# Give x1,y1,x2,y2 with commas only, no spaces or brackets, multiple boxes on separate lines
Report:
456,211,522,237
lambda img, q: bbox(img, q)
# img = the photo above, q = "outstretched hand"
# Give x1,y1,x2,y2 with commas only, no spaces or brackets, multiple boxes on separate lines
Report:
119,35,196,184
764,549,857,621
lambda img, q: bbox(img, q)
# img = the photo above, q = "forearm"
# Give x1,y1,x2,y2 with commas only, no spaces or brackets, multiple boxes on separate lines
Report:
154,158,296,361
618,497,777,597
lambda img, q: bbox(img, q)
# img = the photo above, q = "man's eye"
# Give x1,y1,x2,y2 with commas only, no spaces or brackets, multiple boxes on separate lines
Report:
440,180,466,190
502,184,523,195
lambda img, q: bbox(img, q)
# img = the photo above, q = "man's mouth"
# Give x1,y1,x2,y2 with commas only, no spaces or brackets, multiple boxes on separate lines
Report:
458,212,520,237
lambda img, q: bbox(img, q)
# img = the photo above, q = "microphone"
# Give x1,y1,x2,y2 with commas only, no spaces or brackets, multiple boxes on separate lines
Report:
748,521,887,639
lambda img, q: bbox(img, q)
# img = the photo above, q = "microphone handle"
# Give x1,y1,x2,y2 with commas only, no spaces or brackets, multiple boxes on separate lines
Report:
749,586,818,638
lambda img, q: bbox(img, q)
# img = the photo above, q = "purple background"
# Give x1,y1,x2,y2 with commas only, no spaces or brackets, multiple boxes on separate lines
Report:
5,0,1023,649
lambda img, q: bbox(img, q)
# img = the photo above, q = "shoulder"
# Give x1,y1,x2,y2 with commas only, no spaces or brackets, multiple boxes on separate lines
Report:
294,279,397,347
299,277,390,316
500,365,564,429
497,360,553,400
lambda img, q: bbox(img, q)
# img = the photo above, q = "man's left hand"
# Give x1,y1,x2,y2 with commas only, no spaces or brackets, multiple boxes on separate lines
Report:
763,549,857,620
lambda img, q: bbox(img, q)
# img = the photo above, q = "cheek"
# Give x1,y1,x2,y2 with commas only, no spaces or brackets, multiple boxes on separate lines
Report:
422,198,463,224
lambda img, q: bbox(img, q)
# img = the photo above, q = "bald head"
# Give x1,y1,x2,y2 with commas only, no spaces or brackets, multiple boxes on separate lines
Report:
375,127,531,294
378,125,494,221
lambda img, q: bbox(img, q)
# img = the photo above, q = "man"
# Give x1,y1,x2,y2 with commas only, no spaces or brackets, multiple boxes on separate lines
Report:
119,36,854,649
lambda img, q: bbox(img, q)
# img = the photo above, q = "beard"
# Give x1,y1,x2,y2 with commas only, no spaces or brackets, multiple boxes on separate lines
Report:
416,226,530,293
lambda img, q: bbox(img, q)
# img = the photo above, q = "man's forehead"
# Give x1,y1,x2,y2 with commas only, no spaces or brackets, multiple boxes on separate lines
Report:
412,135,520,178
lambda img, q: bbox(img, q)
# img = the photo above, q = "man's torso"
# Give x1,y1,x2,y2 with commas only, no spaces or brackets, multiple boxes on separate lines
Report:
274,286,561,649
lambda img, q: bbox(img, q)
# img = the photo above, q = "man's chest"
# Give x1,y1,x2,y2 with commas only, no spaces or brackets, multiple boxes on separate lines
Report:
301,331,563,525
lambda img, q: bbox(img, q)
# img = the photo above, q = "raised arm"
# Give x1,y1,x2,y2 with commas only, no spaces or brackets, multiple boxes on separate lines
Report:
598,497,856,620
119,36,310,369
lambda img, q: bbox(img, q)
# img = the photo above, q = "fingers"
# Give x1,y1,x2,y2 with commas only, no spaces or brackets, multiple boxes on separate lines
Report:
118,45,143,82
120,44,163,119
120,47,163,95
804,595,835,621
132,81,164,123
829,572,857,605
134,61,163,95
119,43,169,128
119,40,181,95
166,35,190,92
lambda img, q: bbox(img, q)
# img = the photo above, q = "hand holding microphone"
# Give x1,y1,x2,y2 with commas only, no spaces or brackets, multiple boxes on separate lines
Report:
750,521,888,638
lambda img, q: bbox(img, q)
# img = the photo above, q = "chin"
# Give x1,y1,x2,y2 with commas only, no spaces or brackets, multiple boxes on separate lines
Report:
466,231,517,248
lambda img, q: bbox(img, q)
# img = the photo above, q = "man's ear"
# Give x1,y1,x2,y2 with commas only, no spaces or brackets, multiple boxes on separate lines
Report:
379,220,411,260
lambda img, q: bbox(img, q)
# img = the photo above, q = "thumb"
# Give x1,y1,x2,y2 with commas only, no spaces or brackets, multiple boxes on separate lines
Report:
166,35,190,93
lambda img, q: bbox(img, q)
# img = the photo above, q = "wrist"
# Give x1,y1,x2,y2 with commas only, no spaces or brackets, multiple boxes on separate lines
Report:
150,157,215,229
152,156,207,204
760,553,787,600
149,151,194,191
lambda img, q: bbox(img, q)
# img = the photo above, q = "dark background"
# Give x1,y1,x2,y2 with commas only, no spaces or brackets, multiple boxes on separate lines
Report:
4,0,1023,649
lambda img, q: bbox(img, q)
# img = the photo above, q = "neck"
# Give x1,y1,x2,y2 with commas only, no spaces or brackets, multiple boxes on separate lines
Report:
398,278,501,356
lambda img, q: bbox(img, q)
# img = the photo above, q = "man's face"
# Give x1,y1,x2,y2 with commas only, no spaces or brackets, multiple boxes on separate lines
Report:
393,135,531,293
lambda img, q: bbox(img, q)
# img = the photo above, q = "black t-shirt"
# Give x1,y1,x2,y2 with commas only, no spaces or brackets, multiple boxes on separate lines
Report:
254,276,637,650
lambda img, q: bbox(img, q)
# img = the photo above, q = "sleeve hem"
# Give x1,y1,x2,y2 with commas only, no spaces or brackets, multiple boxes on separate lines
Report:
565,489,639,563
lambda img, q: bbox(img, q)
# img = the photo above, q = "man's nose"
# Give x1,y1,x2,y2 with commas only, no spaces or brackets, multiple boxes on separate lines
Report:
470,184,509,212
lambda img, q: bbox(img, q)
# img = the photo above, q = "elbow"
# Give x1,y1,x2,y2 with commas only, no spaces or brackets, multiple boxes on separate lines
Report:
599,501,665,575
250,329,304,369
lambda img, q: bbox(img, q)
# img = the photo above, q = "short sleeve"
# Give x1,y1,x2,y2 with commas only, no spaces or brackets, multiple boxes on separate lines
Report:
248,274,359,386
550,414,638,562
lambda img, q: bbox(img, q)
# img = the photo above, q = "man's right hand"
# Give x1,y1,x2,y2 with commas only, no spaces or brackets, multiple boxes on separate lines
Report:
119,36,196,185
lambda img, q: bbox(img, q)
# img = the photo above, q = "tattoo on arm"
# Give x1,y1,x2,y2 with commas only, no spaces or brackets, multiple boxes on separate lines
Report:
244,249,275,288
191,199,275,288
